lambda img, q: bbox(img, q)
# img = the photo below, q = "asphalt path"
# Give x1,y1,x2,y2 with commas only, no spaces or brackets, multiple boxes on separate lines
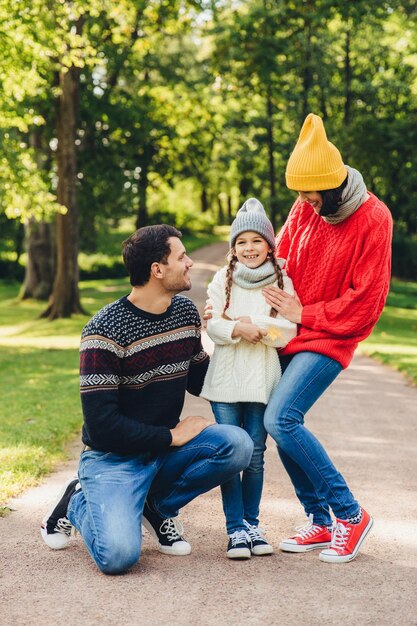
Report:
1,242,416,626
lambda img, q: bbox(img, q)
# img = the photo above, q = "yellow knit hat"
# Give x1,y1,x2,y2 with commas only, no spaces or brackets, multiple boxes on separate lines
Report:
285,113,347,191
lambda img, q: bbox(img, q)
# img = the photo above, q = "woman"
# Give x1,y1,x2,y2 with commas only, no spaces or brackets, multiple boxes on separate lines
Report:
262,113,393,563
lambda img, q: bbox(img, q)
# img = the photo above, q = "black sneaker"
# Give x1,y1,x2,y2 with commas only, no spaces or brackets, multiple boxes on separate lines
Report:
244,520,274,556
142,502,191,555
226,529,251,559
40,478,80,550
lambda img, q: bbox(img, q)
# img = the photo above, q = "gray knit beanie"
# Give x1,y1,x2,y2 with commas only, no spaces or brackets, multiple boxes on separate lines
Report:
229,198,276,250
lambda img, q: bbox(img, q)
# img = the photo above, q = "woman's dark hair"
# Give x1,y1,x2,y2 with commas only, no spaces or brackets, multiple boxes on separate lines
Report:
320,174,349,216
122,224,182,286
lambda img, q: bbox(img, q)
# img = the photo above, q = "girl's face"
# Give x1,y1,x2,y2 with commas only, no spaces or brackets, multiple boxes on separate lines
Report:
234,231,271,269
297,190,323,214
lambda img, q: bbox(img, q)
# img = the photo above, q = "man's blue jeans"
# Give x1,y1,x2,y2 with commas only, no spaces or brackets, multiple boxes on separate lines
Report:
211,401,267,534
67,424,253,574
264,352,360,527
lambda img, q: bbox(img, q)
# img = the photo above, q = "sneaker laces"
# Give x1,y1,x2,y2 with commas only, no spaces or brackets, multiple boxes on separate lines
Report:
54,517,73,537
329,522,350,549
294,513,324,539
159,517,184,542
244,523,266,542
229,529,250,547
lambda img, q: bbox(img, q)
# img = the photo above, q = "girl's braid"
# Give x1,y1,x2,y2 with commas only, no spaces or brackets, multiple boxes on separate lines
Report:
269,254,284,318
222,250,237,318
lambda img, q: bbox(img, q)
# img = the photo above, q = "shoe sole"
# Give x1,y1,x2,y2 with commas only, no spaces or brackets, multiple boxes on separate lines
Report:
251,545,274,556
227,548,251,559
279,541,331,553
319,517,374,563
40,478,78,550
142,517,192,556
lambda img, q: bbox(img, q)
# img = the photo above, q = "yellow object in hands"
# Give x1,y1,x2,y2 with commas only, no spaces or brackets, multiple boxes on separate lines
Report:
266,327,283,341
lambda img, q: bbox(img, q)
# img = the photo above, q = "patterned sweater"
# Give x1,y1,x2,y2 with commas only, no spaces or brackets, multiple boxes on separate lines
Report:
80,295,209,455
276,192,393,368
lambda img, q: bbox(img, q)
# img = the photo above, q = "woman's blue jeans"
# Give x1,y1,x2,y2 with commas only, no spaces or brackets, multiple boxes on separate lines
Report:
264,352,360,527
67,424,253,574
211,401,267,534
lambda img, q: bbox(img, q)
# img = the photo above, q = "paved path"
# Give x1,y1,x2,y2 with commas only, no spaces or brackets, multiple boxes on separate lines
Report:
1,242,417,626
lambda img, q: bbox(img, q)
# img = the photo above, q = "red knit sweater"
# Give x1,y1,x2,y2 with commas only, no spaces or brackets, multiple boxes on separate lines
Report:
276,193,393,368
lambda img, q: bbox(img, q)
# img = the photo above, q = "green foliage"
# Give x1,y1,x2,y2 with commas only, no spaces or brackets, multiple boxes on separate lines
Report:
1,0,417,292
392,230,417,280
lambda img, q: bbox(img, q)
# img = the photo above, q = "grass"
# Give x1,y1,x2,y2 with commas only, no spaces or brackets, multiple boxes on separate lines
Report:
0,265,415,510
360,279,417,385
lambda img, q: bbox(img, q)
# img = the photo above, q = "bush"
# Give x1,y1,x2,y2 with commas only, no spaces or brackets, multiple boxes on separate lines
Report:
147,207,216,235
0,259,25,282
78,253,127,280
392,233,417,280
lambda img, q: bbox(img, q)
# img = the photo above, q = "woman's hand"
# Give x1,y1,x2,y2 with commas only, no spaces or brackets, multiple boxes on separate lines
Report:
262,286,303,324
232,322,267,344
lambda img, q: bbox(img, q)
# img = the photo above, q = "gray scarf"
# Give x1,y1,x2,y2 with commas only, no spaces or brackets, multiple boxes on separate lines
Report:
233,260,277,289
322,165,368,225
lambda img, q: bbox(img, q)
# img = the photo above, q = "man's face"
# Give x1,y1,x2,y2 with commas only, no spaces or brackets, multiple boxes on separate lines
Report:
160,237,193,293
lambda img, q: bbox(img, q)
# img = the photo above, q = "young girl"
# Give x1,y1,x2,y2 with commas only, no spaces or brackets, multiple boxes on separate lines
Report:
201,198,297,559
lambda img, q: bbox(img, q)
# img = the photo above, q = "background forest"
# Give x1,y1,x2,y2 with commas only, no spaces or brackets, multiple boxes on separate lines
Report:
1,0,417,318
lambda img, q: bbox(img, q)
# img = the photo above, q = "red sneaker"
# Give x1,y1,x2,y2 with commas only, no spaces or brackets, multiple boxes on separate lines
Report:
279,514,331,553
319,508,373,563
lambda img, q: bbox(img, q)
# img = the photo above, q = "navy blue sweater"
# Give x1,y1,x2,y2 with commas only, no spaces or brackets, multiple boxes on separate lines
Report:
80,295,209,455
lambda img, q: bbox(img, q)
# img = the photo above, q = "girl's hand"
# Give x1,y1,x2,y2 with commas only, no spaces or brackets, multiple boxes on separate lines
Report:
262,286,303,324
234,316,251,323
232,322,268,344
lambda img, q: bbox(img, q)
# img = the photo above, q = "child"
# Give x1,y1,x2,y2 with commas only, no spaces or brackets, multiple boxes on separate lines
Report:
201,198,297,559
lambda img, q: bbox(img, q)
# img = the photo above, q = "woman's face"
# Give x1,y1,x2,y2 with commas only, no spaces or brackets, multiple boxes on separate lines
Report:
297,191,323,214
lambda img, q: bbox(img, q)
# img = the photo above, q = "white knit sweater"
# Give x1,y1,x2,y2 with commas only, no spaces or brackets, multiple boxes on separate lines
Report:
200,265,297,404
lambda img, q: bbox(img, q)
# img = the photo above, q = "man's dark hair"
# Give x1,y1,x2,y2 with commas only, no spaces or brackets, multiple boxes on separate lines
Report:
122,224,182,286
320,175,349,216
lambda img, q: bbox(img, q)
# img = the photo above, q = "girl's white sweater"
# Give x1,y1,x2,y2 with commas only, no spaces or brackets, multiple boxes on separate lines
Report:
201,265,297,404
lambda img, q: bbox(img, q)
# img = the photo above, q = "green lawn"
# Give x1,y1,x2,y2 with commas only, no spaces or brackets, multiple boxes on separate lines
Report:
0,273,415,512
360,279,417,384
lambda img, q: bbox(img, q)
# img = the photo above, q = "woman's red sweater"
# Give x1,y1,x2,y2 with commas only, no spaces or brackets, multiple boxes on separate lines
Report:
276,193,393,368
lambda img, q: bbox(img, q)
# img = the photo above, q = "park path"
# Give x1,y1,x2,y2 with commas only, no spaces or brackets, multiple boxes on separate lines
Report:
1,242,416,626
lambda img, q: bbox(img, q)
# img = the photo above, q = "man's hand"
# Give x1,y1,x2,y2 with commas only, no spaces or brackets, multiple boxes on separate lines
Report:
262,286,303,324
170,415,212,447
232,322,268,344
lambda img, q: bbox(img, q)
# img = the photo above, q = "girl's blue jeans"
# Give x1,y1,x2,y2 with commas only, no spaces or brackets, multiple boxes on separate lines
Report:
264,352,360,527
211,401,267,534
67,424,253,574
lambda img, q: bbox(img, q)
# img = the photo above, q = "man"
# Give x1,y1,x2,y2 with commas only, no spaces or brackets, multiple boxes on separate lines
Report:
41,224,253,574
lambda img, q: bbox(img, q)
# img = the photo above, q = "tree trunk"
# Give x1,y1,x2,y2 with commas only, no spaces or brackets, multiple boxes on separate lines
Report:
344,28,352,126
217,195,224,225
201,188,209,213
22,127,54,299
302,21,312,121
227,195,233,224
21,221,54,300
42,58,85,319
136,163,148,229
266,85,277,228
